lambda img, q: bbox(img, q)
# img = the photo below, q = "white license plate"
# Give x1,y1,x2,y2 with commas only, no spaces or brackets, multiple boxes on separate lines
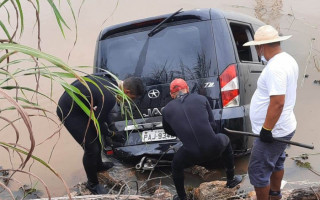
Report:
142,129,176,142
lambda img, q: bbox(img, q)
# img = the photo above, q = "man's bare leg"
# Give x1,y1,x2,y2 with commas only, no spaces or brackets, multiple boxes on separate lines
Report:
270,170,284,191
255,185,270,200
269,170,284,199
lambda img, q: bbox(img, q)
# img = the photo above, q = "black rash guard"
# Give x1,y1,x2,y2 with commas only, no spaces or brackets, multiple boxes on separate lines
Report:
56,73,117,184
162,93,229,156
162,93,234,199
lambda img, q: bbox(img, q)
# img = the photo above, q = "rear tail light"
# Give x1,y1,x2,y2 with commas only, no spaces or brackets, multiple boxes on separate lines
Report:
106,150,114,155
219,64,240,108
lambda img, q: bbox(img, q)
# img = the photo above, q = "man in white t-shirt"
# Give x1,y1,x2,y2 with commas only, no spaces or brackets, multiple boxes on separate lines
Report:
243,25,299,200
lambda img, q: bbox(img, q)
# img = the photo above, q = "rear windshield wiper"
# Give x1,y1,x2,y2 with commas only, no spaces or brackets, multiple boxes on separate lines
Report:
148,8,183,37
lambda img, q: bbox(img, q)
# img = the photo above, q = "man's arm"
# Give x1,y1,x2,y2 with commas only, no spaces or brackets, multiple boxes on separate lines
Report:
259,95,285,143
162,117,176,136
263,95,285,130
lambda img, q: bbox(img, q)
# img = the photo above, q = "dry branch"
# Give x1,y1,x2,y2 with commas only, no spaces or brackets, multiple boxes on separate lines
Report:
34,194,161,200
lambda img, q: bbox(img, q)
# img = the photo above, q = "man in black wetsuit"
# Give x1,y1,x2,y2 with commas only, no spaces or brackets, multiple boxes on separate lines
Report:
57,73,144,194
162,78,242,200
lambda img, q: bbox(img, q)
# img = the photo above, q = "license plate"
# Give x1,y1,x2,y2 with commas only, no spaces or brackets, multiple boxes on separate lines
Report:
142,129,176,142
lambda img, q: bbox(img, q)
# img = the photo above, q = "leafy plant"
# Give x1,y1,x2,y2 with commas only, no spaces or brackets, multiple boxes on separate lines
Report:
0,0,136,199
291,153,320,177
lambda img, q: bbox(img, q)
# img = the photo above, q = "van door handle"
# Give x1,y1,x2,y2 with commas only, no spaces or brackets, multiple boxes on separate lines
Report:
249,69,262,73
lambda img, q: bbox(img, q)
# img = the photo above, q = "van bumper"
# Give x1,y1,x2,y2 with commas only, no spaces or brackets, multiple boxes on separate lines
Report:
111,141,178,162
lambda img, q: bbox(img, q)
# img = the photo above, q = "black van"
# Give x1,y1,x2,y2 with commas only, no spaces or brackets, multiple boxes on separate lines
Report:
93,8,265,167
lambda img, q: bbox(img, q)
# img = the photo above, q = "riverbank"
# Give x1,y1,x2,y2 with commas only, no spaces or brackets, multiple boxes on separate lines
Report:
32,167,320,200
34,180,320,200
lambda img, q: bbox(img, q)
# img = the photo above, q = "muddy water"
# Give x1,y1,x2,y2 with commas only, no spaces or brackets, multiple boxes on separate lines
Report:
0,0,320,198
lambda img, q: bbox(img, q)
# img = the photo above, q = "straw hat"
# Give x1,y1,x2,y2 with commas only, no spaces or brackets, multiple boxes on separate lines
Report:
243,25,292,46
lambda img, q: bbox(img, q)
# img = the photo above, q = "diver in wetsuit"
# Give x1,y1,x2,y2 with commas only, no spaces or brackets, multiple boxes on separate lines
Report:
162,78,242,200
57,73,144,194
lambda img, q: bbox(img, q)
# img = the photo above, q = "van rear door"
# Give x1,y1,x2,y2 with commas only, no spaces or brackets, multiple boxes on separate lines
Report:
96,20,220,131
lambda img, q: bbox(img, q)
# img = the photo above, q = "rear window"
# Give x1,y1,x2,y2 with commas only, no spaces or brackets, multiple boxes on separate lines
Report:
97,21,217,86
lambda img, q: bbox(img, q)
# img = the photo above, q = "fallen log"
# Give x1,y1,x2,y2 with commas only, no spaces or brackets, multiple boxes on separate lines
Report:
286,186,320,200
32,183,320,200
33,194,157,200
33,187,172,200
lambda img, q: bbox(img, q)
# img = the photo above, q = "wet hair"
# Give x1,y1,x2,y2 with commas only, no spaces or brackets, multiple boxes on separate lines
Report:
123,77,145,97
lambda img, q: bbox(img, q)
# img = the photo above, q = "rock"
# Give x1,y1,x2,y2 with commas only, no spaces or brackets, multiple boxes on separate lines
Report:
246,191,256,199
0,168,9,176
98,171,123,189
286,186,320,200
191,166,210,178
191,165,219,181
152,187,172,199
193,181,239,200
74,182,93,196
239,187,320,200
97,166,137,192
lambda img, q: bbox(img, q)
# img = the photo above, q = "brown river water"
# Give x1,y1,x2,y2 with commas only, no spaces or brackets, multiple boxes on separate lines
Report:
0,0,320,198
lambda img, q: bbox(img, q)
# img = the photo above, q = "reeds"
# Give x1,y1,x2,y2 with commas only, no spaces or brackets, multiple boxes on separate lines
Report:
0,1,135,199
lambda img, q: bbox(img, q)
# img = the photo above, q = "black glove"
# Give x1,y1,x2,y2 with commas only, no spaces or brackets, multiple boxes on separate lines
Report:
260,126,274,143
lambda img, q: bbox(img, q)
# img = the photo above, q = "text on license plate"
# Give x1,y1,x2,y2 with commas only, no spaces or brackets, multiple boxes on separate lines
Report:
142,129,176,142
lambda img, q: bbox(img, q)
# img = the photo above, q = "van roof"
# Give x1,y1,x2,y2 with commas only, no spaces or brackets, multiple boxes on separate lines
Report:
99,8,263,40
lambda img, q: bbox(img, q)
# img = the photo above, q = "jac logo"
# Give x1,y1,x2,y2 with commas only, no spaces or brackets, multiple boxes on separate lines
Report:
148,89,160,99
143,107,164,117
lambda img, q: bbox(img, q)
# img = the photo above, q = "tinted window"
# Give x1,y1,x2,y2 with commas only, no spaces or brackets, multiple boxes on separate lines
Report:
230,23,259,62
97,21,217,86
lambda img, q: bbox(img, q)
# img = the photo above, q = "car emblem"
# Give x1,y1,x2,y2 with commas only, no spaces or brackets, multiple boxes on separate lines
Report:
148,89,160,99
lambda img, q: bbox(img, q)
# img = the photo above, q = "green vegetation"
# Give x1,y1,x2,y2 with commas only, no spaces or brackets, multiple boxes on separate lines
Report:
0,1,134,199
